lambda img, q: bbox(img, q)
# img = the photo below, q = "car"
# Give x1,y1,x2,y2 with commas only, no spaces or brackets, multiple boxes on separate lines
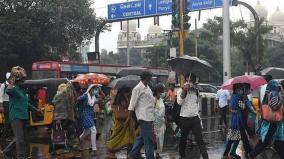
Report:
197,83,218,99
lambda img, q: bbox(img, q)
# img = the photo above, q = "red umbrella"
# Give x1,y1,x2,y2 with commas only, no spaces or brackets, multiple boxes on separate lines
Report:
222,75,267,90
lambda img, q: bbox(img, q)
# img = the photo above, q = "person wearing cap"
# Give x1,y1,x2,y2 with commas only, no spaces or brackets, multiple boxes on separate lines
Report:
0,73,11,128
127,71,155,159
177,75,208,159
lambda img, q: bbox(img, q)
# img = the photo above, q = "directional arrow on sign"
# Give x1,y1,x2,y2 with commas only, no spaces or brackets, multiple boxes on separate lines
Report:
149,4,153,11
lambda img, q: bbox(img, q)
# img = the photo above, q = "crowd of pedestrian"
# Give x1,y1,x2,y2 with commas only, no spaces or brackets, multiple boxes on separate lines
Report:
0,66,283,159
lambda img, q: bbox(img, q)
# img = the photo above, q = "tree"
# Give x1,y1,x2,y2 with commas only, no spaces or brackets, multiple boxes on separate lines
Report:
144,45,168,67
94,18,111,53
0,0,96,79
264,44,284,68
202,17,272,73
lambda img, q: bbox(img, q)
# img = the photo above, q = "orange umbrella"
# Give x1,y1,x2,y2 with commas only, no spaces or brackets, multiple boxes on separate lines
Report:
74,73,110,87
73,74,89,87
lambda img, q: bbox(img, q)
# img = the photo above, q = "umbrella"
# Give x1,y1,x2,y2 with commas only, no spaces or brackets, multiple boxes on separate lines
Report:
73,73,110,87
108,75,140,89
167,55,218,79
261,67,284,79
222,75,267,90
117,67,151,77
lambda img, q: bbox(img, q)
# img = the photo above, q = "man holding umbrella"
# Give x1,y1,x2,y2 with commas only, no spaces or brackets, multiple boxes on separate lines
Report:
127,71,155,159
177,75,209,159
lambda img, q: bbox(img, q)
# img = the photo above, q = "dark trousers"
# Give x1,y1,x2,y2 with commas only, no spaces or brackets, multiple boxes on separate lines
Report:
249,122,278,158
240,125,252,156
223,140,239,156
219,106,228,126
179,116,208,159
3,102,9,125
129,120,155,159
274,140,284,159
4,119,27,159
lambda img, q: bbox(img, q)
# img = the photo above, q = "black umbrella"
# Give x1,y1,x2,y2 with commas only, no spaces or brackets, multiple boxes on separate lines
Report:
117,67,151,77
167,55,218,79
108,75,140,89
261,67,284,79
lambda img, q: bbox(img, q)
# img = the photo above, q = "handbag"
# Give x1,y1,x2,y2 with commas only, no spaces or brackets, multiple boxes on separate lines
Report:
261,93,284,122
51,122,66,144
114,106,129,119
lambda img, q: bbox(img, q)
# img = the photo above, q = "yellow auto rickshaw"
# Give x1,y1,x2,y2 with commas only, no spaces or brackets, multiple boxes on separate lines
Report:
0,79,69,133
23,78,69,127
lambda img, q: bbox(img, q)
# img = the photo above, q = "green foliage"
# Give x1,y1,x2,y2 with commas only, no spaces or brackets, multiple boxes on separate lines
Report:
0,0,96,78
144,45,168,67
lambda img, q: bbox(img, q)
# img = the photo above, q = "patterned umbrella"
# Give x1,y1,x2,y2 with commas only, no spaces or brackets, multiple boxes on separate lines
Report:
73,73,110,87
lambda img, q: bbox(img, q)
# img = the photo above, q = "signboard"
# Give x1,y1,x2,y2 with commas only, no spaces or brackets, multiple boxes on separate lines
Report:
108,0,232,21
188,0,232,11
71,65,89,73
108,0,172,21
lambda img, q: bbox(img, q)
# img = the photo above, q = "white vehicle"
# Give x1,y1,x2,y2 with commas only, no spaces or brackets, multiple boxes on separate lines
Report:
197,83,218,99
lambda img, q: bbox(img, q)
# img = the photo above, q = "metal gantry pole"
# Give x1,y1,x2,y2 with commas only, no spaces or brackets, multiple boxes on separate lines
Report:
223,0,231,82
126,0,130,66
126,20,130,65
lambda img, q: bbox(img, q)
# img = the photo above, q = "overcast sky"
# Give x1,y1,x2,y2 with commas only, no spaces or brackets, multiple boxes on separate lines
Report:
91,0,284,52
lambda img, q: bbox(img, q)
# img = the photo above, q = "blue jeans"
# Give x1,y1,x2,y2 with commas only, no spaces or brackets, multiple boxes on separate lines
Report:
129,120,155,159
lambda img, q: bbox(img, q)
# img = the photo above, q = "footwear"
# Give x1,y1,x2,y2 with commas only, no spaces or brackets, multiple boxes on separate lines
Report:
229,153,241,159
156,153,162,159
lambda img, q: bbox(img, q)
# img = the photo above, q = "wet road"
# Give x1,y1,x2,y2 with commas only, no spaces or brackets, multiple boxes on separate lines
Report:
1,115,279,159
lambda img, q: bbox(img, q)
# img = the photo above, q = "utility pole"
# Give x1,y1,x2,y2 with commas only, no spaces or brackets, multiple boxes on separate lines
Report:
195,18,199,57
126,0,130,66
179,0,185,86
223,0,231,82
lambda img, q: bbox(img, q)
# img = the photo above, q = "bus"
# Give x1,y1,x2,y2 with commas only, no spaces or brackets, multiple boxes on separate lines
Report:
32,61,169,82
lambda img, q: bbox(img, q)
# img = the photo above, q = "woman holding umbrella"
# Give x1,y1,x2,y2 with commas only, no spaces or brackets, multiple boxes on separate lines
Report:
222,84,256,159
77,84,101,155
106,87,135,159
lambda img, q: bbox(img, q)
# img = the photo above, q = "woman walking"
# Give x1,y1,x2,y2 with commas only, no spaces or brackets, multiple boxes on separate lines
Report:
106,88,135,159
77,84,100,155
153,84,166,159
222,84,256,159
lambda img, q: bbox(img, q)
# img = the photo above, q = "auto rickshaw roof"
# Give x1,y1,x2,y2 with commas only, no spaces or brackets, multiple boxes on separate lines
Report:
23,78,69,86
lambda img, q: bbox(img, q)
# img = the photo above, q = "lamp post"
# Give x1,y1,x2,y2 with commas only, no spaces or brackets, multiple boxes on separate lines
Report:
233,0,261,74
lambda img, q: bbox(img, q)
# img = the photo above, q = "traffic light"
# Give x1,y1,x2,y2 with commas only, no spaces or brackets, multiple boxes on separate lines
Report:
183,0,191,30
172,0,180,29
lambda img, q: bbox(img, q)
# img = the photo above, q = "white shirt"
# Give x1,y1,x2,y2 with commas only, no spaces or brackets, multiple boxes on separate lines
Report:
216,89,230,108
177,88,199,118
128,81,155,121
0,82,9,103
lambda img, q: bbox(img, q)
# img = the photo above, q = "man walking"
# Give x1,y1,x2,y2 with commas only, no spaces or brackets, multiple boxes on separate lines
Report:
177,75,208,159
216,88,230,128
127,71,155,159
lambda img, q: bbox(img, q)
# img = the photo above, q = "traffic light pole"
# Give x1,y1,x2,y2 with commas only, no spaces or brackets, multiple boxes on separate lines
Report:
179,0,185,87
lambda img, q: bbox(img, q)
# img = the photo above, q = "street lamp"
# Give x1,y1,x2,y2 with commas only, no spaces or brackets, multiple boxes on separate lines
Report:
233,0,261,74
